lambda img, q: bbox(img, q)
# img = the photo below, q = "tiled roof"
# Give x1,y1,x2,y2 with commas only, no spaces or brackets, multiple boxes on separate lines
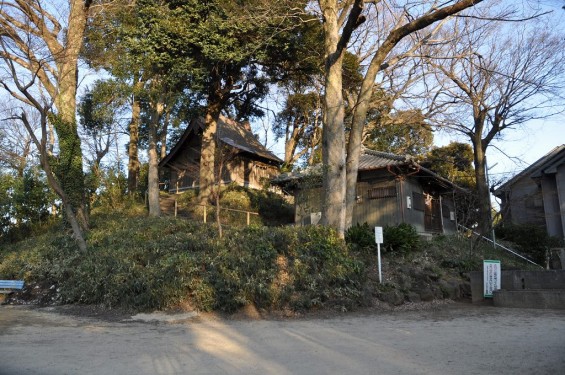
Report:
160,115,282,167
273,149,460,191
273,150,417,183
215,116,282,163
358,149,410,170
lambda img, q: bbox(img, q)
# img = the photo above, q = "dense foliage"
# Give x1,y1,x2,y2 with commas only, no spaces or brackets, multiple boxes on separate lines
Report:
495,224,563,265
345,222,421,255
1,207,545,312
0,169,55,242
0,214,365,312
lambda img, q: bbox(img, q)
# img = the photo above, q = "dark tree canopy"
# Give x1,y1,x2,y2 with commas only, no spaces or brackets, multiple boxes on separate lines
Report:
363,109,433,156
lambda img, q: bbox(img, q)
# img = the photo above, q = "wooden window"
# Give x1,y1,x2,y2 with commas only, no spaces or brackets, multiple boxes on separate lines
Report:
368,186,397,199
412,192,425,211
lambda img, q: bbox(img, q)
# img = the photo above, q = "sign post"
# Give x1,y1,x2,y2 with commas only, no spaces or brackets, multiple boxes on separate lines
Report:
375,226,384,284
483,260,501,298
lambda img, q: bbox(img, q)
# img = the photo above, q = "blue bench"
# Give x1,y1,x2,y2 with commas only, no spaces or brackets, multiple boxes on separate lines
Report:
0,280,25,294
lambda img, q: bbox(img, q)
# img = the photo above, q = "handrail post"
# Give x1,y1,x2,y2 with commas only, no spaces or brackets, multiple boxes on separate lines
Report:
203,205,207,223
247,211,250,226
174,198,177,217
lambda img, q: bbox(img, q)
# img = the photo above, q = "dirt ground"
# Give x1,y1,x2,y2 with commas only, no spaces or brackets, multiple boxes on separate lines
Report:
1,302,564,375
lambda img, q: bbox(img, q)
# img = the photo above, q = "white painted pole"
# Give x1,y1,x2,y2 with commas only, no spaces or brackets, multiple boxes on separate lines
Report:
377,242,382,284
375,226,383,284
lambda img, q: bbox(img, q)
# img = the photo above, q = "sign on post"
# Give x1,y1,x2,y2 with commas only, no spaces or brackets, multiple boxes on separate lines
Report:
483,260,501,298
374,227,383,244
375,227,383,284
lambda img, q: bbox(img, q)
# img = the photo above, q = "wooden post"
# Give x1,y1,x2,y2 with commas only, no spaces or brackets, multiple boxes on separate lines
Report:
203,205,207,223
247,211,250,226
174,198,178,217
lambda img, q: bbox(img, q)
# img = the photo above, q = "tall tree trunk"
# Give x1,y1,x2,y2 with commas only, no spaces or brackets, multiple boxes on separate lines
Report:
284,122,300,166
0,0,94,251
345,81,375,229
147,97,164,217
160,109,170,160
473,138,491,236
199,103,221,206
127,85,142,195
51,0,90,233
30,113,88,252
199,65,227,206
319,1,347,236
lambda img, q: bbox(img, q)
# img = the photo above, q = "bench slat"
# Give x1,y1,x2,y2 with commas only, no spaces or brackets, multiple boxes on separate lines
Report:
0,280,25,289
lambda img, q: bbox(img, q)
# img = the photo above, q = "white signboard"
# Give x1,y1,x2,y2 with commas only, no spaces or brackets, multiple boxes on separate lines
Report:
374,226,383,244
483,260,501,298
375,227,383,284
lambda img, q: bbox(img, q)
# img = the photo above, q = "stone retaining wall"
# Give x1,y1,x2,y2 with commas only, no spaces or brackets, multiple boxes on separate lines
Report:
469,270,565,307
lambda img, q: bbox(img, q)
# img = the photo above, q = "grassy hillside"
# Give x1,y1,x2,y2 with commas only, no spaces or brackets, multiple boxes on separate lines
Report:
0,209,363,312
0,205,539,313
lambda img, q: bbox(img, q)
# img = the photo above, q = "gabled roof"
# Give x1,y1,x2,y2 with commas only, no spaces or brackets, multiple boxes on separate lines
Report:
358,149,408,170
160,115,282,168
360,149,462,191
494,145,565,194
273,148,462,192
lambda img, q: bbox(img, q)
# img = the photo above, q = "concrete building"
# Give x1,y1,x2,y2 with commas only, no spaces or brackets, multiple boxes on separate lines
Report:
493,145,565,240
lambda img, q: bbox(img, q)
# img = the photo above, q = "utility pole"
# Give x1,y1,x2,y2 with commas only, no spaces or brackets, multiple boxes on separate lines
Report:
485,156,497,248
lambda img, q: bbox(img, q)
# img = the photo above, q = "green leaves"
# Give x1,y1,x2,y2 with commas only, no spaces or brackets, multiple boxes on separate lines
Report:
1,213,366,312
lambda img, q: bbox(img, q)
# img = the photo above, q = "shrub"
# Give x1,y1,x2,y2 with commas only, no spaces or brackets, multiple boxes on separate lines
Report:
283,225,365,310
495,224,562,265
345,222,377,253
383,223,421,254
0,214,365,312
175,190,198,206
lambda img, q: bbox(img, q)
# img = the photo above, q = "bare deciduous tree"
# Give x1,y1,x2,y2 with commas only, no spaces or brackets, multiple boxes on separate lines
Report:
316,0,485,236
0,103,37,176
424,17,565,235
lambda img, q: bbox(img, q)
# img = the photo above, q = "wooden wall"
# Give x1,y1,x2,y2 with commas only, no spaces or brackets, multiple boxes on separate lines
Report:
166,145,279,193
293,170,458,235
352,180,400,228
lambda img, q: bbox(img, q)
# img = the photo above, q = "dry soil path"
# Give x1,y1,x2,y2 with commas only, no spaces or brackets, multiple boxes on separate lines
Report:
1,303,564,375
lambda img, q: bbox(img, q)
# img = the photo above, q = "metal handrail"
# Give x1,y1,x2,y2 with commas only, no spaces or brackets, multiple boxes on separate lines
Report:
457,224,544,268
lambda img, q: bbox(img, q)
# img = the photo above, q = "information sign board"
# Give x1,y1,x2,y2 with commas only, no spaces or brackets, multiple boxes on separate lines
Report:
483,260,501,298
374,226,383,244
